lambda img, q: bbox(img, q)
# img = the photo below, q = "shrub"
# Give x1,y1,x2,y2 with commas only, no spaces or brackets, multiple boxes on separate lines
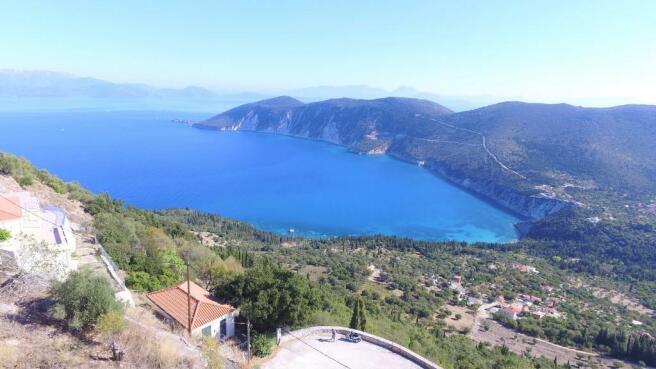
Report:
50,269,122,330
37,170,67,194
252,334,275,357
18,176,33,187
94,310,127,337
0,228,10,241
125,271,162,292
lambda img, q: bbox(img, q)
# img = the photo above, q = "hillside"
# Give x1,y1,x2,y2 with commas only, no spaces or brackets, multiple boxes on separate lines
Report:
2,153,590,369
198,98,656,220
199,96,452,152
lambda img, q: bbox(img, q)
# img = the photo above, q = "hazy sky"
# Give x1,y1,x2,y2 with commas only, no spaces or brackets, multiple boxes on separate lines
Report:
2,0,655,103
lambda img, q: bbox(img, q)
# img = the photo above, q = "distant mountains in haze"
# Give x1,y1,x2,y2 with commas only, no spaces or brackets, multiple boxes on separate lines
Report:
0,70,258,112
0,69,217,98
199,96,656,219
0,69,645,112
0,69,502,112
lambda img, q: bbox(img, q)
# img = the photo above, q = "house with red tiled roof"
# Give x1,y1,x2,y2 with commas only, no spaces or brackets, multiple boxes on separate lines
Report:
147,280,238,338
0,195,22,221
500,304,524,320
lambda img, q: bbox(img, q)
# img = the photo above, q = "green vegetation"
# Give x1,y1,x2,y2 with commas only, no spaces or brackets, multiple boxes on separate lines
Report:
3,152,652,368
0,228,10,241
216,262,321,332
50,269,122,330
0,153,88,197
349,298,367,331
514,207,656,308
252,334,275,358
17,175,33,187
94,310,128,337
203,99,656,222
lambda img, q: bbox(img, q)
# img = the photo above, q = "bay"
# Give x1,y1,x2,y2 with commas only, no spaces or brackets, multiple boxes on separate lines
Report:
0,111,520,242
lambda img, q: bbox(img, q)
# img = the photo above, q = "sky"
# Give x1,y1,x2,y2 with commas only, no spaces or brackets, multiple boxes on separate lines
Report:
1,0,656,104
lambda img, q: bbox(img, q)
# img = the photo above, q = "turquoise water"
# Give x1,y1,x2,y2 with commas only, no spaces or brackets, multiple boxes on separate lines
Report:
0,111,519,242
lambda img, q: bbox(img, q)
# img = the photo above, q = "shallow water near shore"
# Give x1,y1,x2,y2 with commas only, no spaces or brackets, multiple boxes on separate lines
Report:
0,111,519,242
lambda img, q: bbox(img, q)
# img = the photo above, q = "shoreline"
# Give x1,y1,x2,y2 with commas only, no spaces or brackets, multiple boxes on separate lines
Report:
192,124,568,239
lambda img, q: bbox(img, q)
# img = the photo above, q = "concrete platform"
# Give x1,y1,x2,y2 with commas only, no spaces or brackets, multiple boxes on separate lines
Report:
262,332,425,369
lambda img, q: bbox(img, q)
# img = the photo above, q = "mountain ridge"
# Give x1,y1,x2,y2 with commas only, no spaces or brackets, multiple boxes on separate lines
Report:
197,96,656,221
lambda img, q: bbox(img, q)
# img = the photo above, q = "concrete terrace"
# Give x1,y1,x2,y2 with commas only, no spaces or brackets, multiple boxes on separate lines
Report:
261,327,441,369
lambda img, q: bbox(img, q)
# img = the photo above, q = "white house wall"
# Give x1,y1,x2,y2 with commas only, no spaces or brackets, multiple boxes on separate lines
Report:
191,312,236,339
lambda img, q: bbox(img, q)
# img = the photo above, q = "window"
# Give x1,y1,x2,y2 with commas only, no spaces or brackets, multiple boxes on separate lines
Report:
201,325,211,337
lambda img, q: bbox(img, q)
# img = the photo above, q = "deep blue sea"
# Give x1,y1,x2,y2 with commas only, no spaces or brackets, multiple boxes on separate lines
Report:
0,111,520,242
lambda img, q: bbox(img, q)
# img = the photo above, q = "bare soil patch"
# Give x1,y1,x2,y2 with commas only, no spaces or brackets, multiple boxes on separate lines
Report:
443,305,474,333
470,318,649,369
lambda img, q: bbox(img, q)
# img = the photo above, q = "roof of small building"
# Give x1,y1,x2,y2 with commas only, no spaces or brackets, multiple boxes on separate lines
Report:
503,304,524,314
0,195,22,221
147,280,236,330
42,205,67,226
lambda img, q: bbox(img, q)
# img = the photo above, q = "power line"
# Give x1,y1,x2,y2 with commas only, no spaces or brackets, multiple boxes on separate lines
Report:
0,192,71,231
282,329,353,369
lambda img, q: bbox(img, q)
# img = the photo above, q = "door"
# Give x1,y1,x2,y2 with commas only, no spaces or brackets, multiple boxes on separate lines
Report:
219,319,227,338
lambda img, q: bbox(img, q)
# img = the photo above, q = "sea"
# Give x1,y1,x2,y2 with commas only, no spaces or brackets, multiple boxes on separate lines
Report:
0,111,520,242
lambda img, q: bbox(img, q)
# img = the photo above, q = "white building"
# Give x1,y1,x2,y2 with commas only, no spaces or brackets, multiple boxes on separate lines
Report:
147,280,238,339
0,192,77,278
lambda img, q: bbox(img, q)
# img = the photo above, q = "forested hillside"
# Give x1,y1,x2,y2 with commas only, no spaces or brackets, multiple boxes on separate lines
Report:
199,98,656,221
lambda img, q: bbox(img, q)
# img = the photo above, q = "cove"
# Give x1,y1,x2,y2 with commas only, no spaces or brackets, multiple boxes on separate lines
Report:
0,111,519,242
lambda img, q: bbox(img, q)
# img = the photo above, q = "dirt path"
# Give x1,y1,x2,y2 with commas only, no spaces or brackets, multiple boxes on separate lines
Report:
469,317,648,369
468,302,498,338
418,117,527,180
367,264,381,282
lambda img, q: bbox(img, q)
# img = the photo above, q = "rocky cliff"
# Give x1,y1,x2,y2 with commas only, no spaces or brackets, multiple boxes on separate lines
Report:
196,97,656,224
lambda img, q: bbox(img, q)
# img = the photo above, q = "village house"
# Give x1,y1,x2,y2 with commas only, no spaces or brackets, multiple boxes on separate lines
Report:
500,304,524,320
147,280,238,339
511,263,539,274
517,294,542,306
449,275,467,301
0,191,77,277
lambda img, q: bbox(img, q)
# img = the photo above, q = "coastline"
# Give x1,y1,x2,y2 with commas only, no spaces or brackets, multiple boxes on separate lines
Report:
193,123,570,239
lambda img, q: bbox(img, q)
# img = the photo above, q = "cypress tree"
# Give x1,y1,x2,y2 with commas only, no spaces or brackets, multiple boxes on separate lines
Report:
357,299,367,332
349,298,361,330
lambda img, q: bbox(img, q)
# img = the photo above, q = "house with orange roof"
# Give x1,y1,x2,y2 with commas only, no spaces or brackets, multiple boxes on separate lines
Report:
147,280,238,339
500,304,524,320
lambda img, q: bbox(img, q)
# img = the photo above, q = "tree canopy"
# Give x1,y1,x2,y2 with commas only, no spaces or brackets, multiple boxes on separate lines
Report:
216,262,321,331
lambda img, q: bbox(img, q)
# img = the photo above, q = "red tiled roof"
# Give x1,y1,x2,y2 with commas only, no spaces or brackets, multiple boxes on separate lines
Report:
503,305,524,314
147,280,236,330
0,196,22,221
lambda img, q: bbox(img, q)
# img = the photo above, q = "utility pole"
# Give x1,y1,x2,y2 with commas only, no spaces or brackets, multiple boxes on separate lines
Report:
246,319,251,363
185,254,192,336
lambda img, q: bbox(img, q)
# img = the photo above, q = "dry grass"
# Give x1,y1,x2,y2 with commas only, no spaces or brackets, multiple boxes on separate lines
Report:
112,324,203,369
0,345,20,368
297,265,327,282
0,275,205,369
443,304,474,333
